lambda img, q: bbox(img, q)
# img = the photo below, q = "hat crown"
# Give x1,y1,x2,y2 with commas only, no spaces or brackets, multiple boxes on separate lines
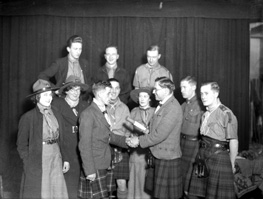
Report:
33,79,51,92
64,75,81,85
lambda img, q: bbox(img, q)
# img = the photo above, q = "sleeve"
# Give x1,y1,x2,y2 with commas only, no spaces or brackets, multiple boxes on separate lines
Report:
17,114,30,165
140,104,182,148
133,68,139,88
119,72,132,104
225,111,238,140
38,59,60,82
109,133,128,149
78,110,96,176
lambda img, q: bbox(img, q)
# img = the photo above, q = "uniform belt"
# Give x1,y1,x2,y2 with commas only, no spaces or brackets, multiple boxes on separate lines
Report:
181,133,198,141
43,139,58,145
200,141,228,150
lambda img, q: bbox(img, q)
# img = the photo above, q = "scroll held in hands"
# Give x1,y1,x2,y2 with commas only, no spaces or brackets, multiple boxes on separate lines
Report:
126,116,147,132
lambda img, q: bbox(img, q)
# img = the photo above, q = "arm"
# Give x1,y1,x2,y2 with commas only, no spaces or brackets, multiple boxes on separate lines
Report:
132,69,139,89
38,59,60,82
17,113,30,168
109,133,128,149
229,139,238,173
78,111,96,176
140,104,181,148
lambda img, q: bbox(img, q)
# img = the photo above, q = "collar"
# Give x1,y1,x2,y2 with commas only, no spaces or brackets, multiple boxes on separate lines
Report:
160,93,173,105
68,54,79,63
106,63,117,70
186,95,197,104
108,98,120,109
145,63,161,70
93,98,106,112
206,99,221,112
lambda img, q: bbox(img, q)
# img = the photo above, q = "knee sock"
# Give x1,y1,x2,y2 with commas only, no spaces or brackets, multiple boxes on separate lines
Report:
117,189,127,199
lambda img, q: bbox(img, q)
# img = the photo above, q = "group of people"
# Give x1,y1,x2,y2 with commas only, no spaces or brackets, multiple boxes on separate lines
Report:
16,35,239,199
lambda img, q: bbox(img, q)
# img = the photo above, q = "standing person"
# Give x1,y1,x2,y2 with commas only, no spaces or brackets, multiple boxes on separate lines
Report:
38,35,89,87
188,82,238,199
78,81,129,199
180,76,204,198
92,45,131,104
17,79,69,199
52,75,90,199
107,78,131,199
127,87,155,199
127,77,183,199
133,45,173,89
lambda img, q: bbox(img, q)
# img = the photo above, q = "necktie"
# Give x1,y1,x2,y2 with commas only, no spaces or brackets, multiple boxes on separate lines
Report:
103,110,112,126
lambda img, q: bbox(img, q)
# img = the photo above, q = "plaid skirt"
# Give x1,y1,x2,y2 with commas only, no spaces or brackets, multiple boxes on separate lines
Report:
78,169,116,199
188,137,236,199
113,151,130,180
180,137,199,192
145,158,182,199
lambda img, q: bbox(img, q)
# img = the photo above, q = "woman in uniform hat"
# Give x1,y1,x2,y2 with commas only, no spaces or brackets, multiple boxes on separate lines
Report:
127,87,155,199
17,79,69,199
52,75,89,199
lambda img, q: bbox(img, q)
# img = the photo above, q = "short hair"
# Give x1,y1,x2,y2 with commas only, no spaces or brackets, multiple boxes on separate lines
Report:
147,45,160,53
67,35,83,48
105,45,118,53
108,78,120,84
92,81,112,96
155,76,175,93
181,76,197,86
201,82,220,94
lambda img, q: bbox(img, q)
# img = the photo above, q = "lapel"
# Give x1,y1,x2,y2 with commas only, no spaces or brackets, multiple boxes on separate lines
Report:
90,102,111,129
151,96,174,129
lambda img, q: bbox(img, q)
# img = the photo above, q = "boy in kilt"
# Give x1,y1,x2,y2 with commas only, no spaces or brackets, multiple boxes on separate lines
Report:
188,82,238,199
78,81,129,199
127,77,183,199
180,76,204,198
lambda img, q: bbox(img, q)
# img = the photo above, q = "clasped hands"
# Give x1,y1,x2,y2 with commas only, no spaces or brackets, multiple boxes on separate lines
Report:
126,136,139,148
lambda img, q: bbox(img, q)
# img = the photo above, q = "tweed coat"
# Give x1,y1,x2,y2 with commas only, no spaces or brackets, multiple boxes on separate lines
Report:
139,95,183,160
38,56,90,87
17,106,68,199
79,101,128,177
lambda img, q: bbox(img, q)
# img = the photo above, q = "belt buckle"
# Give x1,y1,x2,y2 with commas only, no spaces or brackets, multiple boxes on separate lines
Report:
214,143,221,148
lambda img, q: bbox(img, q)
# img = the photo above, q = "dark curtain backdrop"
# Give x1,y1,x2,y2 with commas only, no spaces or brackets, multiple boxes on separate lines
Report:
0,15,249,191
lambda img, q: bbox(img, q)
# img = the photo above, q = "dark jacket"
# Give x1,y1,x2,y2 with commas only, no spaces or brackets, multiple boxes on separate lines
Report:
79,102,127,176
17,106,67,199
38,56,90,87
92,65,132,104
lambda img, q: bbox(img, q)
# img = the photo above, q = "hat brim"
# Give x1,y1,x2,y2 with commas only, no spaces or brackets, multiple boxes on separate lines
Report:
130,88,153,103
26,87,59,98
59,82,89,94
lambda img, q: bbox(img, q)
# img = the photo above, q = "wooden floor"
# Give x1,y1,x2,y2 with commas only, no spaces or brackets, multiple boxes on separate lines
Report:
1,144,263,199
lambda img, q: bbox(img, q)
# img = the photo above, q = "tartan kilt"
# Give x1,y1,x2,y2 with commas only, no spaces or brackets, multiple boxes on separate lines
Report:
180,137,199,192
145,158,182,199
113,150,130,180
78,169,116,199
188,147,236,199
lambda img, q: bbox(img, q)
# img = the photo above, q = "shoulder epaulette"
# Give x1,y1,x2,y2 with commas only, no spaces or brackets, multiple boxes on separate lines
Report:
219,105,232,123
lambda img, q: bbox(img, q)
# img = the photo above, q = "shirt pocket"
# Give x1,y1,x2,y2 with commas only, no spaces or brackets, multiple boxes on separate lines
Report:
187,109,200,124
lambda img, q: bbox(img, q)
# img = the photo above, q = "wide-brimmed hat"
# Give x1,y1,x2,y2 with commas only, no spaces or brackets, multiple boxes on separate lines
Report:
130,87,153,103
59,75,89,94
27,79,58,98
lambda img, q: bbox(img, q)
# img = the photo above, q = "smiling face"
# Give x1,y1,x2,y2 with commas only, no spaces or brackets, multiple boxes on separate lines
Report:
66,86,81,102
180,80,196,100
67,42,82,60
200,84,218,108
104,47,119,67
109,81,120,102
138,92,151,108
39,91,53,107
